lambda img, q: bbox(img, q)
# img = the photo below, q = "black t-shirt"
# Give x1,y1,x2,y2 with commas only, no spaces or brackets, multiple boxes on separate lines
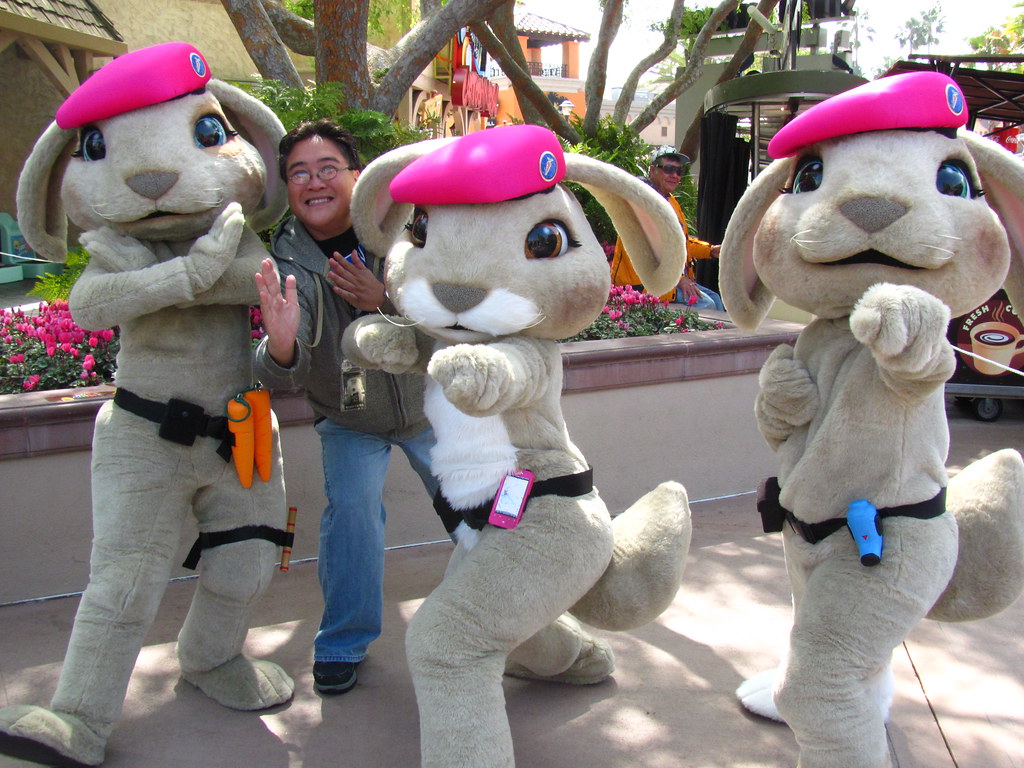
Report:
315,227,358,260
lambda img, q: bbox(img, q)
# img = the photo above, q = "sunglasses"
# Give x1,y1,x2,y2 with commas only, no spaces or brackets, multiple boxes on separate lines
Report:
656,164,685,176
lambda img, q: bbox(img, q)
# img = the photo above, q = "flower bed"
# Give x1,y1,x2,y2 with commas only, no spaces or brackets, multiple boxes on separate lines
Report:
1,301,118,394
562,284,723,341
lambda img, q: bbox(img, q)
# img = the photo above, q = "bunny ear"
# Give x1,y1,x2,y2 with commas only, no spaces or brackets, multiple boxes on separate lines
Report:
963,131,1024,319
563,154,686,297
207,79,288,233
350,140,451,257
16,121,75,262
718,159,793,330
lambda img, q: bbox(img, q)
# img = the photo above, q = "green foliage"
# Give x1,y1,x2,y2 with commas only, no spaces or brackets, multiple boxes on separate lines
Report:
242,79,347,130
243,79,429,163
673,173,699,236
284,0,313,19
28,247,90,303
562,115,653,245
336,109,430,163
896,2,945,55
561,285,722,342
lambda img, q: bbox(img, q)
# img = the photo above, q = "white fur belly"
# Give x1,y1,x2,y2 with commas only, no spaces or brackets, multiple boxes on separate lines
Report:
424,378,517,509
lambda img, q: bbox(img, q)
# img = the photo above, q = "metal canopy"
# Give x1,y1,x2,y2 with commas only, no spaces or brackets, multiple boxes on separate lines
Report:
704,69,867,174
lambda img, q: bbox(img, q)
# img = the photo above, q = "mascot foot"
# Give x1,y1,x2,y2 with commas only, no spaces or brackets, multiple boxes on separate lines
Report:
0,704,105,766
736,668,784,722
737,664,894,724
181,655,294,711
506,634,615,685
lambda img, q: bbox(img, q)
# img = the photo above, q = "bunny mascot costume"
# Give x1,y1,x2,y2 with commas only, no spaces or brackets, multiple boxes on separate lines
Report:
341,124,694,768
719,71,1024,768
0,43,293,766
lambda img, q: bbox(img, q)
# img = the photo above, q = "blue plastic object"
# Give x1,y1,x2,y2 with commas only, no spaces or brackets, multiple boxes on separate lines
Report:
847,499,883,566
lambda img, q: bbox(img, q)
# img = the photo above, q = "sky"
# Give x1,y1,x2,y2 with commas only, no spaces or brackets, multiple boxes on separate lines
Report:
516,0,1023,87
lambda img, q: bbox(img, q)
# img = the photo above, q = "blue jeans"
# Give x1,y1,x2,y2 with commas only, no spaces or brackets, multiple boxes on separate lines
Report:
313,419,439,663
676,284,725,311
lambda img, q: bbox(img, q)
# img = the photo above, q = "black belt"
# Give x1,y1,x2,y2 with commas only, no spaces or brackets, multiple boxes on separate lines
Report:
182,525,293,570
757,476,946,544
113,388,232,461
433,467,594,531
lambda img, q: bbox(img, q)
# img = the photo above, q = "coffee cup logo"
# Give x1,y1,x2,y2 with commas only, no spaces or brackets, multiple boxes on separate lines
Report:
969,321,1024,375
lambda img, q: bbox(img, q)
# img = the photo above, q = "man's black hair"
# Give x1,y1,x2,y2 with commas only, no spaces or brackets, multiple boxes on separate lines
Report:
278,118,363,180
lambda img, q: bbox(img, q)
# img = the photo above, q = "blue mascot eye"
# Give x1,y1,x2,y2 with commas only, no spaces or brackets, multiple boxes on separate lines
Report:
792,157,823,193
937,161,971,198
194,115,229,148
78,128,106,161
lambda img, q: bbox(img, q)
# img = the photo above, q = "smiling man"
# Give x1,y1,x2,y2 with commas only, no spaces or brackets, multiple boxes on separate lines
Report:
253,119,447,696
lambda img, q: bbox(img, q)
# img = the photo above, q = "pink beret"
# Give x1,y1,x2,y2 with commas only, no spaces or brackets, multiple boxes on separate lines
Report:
56,42,211,130
390,124,565,205
768,71,967,159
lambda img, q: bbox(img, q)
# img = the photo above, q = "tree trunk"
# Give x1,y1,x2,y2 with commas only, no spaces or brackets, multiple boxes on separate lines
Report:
316,1,372,108
581,0,624,136
219,0,303,88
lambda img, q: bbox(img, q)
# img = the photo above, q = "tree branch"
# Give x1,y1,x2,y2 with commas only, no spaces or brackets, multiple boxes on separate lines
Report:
679,0,781,158
471,17,580,143
219,0,303,88
582,0,624,136
370,0,507,115
629,0,735,133
613,0,686,124
261,0,315,57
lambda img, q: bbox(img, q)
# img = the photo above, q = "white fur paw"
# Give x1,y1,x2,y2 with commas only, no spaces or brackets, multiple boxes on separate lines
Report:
181,655,294,711
872,663,895,724
428,344,512,415
736,668,785,722
0,704,106,766
850,283,949,359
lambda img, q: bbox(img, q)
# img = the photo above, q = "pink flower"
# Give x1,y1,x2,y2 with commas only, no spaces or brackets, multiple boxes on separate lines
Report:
89,336,99,346
9,353,24,364
23,375,40,391
687,294,698,306
82,354,95,371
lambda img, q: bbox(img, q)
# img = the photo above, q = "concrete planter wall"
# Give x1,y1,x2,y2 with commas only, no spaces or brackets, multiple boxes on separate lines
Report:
0,318,802,604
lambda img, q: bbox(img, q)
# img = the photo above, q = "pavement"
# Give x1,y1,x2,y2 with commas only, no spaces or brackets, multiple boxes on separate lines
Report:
0,398,1022,768
0,278,42,311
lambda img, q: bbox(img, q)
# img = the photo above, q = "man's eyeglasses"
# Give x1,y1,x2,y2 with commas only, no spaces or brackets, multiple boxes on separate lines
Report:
655,163,685,176
287,165,350,185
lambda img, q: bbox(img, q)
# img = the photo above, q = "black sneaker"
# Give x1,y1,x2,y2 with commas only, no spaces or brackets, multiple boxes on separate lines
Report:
313,661,359,695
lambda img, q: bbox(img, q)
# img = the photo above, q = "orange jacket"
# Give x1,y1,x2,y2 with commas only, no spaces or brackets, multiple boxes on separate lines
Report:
609,194,713,301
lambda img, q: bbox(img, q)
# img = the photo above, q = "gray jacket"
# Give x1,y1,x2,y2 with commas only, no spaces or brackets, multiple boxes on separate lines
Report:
253,216,429,440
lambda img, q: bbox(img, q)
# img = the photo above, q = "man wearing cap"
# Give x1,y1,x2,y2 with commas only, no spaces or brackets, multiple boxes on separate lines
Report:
253,119,443,696
609,146,724,309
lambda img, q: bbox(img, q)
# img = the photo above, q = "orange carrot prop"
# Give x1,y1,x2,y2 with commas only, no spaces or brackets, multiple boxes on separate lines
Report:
227,394,254,488
280,506,298,572
244,387,273,482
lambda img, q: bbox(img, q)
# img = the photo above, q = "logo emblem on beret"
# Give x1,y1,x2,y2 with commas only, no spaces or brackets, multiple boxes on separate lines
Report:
946,83,964,116
190,52,207,78
538,151,558,183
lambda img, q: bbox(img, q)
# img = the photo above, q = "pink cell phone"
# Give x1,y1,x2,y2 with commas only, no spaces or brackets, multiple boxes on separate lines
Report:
488,470,535,529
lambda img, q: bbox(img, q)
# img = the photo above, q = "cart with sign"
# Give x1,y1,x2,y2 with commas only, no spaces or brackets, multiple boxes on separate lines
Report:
946,289,1024,421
